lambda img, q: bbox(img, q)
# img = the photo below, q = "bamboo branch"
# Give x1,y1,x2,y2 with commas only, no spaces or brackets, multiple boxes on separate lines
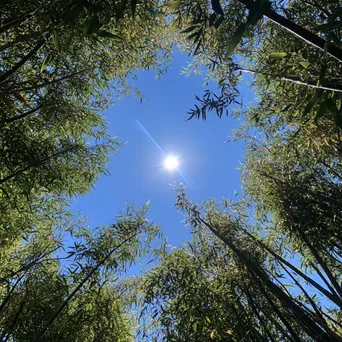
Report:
0,40,44,83
32,231,141,342
193,212,339,341
12,69,90,92
244,286,278,342
240,227,342,308
0,146,77,185
0,16,27,34
237,0,342,63
237,68,342,93
0,272,26,315
259,284,302,342
0,104,42,127
294,224,342,299
0,33,41,52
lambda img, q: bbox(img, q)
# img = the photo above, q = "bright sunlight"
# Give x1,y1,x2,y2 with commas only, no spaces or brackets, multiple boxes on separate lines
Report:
164,156,179,170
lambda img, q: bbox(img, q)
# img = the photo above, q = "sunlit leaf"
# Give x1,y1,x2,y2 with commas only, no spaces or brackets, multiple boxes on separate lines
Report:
268,52,287,59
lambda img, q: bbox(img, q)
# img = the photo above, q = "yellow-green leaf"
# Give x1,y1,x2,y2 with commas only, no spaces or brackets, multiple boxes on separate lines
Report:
40,54,53,72
299,60,310,69
163,1,182,8
269,52,287,59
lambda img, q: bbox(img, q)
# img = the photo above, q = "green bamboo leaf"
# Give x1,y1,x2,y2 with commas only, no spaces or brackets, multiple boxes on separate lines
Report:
314,100,327,122
303,90,322,116
193,38,202,55
299,60,310,69
39,14,50,33
144,199,151,209
333,109,342,129
52,30,61,53
214,15,224,29
163,1,182,8
63,3,84,24
131,0,138,17
328,98,342,128
226,23,247,57
209,12,217,27
116,0,128,21
269,52,287,59
211,0,224,16
40,54,53,72
188,30,200,41
315,21,341,32
86,15,100,35
96,30,123,40
181,25,200,34
65,32,75,50
247,0,271,26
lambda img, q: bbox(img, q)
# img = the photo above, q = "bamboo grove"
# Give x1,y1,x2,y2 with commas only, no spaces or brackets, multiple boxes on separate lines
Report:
0,0,341,341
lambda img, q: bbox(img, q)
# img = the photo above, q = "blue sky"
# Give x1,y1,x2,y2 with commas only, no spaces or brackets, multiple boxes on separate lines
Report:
72,52,253,248
69,51,335,312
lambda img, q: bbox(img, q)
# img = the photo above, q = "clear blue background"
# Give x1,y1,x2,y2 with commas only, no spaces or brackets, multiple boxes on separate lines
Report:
72,52,253,248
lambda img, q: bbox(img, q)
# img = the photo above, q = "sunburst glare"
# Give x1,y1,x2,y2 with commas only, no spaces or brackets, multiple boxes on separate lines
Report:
164,156,179,171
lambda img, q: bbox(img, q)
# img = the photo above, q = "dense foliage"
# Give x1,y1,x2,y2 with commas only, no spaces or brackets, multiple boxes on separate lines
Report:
138,189,341,341
138,0,342,340
0,0,172,340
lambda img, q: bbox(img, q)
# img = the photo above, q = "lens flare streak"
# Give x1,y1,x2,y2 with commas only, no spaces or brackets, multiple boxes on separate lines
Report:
135,119,192,188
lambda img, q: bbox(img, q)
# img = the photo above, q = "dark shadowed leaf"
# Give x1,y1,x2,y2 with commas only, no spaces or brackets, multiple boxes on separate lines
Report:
86,15,100,34
96,30,123,40
131,0,138,17
63,3,84,24
181,25,200,34
226,23,247,57
314,100,328,122
211,0,224,16
303,90,322,116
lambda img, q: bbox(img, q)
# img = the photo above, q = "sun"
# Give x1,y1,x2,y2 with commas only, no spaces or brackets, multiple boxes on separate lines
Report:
164,156,179,170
